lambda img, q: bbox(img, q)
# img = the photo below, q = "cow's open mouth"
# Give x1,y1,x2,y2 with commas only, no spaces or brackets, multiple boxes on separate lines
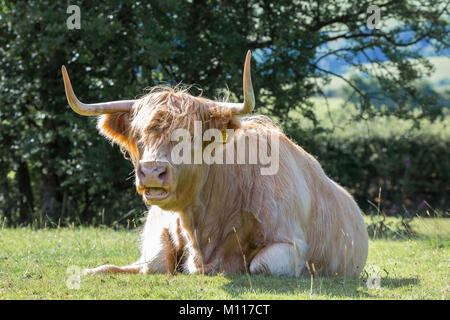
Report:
144,187,170,201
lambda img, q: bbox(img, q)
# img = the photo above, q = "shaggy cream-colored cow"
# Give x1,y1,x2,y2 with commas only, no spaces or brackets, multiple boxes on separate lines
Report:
62,51,368,277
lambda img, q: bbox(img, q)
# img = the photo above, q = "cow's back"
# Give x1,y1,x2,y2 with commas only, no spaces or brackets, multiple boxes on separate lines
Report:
237,116,368,276
244,125,368,276
287,142,369,276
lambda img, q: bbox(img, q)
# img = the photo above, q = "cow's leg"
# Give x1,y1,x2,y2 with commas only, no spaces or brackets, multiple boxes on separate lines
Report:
249,241,307,277
83,208,187,275
138,207,188,274
83,224,180,276
83,263,143,275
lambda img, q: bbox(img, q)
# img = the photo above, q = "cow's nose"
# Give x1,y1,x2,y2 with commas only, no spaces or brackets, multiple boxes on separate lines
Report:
138,161,170,187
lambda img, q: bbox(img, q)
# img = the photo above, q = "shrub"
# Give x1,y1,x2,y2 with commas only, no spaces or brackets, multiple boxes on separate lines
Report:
285,103,450,214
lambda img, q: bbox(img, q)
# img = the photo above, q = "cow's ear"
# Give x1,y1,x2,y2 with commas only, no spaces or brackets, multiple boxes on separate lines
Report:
97,113,131,146
97,113,139,162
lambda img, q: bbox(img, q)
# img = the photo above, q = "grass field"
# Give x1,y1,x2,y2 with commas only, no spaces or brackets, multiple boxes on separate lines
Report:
0,216,448,300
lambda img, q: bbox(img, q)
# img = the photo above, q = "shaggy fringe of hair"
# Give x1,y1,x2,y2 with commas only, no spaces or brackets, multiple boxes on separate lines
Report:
125,85,281,160
101,84,285,174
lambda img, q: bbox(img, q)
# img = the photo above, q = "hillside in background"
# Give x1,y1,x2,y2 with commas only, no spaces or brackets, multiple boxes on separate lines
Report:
322,56,450,101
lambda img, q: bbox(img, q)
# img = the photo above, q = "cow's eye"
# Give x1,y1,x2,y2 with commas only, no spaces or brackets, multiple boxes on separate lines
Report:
146,123,164,134
137,140,145,153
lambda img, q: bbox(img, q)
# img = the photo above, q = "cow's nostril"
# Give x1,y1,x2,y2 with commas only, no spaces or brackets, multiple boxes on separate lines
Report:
158,168,168,182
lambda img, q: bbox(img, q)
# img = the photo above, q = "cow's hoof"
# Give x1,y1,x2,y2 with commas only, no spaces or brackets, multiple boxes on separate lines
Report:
82,268,97,275
82,265,113,275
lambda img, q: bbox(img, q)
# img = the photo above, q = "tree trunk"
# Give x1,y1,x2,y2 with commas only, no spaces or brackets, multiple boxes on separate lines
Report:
17,161,34,223
41,172,59,221
0,165,13,223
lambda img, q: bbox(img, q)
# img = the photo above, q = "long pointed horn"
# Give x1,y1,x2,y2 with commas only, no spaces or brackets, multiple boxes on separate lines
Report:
61,65,135,116
216,50,255,115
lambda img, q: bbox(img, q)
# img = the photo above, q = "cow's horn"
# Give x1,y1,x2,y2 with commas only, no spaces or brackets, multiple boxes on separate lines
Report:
61,66,135,115
216,50,255,115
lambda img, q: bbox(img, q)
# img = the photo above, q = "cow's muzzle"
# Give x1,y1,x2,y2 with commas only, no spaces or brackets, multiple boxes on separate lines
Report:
137,161,172,201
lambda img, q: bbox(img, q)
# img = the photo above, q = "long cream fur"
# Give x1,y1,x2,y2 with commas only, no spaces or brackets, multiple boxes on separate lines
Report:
85,87,368,277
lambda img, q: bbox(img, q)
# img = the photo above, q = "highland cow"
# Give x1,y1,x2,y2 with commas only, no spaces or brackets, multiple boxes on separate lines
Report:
62,51,368,277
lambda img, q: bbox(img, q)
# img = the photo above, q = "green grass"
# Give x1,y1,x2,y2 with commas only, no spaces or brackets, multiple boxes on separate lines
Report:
0,217,448,300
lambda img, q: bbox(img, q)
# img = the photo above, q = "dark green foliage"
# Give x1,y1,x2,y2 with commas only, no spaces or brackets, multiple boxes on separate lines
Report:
0,1,448,226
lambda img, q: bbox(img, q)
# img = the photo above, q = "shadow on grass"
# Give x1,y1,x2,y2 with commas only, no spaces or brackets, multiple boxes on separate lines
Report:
220,274,420,299
379,277,419,288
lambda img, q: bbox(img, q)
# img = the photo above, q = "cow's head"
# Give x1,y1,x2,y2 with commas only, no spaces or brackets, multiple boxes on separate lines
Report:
62,51,254,211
